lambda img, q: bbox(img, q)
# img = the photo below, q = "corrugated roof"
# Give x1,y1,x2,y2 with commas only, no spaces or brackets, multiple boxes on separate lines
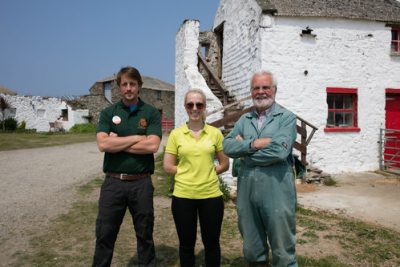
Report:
97,75,174,92
256,0,400,23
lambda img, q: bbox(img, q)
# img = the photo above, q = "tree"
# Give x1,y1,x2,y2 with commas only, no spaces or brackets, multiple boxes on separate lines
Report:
0,96,10,131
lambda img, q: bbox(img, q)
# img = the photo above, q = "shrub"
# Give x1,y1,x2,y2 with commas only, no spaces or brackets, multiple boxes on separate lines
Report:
4,118,17,131
69,123,96,133
18,120,26,130
323,176,337,186
219,176,231,202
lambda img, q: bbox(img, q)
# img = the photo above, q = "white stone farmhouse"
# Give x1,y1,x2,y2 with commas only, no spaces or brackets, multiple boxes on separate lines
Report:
0,93,89,132
175,0,400,174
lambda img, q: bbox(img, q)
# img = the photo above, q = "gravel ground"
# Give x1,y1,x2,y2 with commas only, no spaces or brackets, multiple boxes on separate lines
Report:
297,171,400,232
0,142,103,266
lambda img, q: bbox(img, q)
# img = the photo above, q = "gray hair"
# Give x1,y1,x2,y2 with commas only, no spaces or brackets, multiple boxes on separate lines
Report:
250,71,278,91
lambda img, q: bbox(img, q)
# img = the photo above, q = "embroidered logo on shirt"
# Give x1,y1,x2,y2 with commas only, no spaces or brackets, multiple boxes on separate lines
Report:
112,116,121,125
138,118,148,129
282,142,288,150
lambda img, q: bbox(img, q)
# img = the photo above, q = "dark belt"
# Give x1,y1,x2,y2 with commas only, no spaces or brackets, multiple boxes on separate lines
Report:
106,172,150,181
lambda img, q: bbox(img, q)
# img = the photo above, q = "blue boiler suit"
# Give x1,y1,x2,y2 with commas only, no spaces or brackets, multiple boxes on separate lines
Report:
223,103,298,267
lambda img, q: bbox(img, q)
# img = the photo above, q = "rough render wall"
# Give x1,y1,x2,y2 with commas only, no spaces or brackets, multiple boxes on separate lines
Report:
213,0,400,173
258,16,400,173
175,20,224,128
214,0,263,104
0,94,88,132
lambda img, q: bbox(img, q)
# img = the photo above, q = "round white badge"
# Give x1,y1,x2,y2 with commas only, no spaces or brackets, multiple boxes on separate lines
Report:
112,116,121,125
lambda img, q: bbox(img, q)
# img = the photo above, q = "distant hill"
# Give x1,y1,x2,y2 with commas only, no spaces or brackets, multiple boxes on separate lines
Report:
0,86,17,95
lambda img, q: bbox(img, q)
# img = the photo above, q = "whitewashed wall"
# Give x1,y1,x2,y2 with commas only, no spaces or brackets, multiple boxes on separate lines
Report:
213,0,400,173
0,94,89,132
62,105,89,131
214,0,263,104
259,17,400,173
175,20,224,128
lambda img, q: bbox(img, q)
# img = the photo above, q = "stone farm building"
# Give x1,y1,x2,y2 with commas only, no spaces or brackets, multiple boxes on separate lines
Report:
0,92,89,132
80,75,175,131
175,0,400,174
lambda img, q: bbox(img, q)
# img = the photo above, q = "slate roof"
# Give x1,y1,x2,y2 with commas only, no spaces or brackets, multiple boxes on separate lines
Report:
255,0,400,23
97,75,174,92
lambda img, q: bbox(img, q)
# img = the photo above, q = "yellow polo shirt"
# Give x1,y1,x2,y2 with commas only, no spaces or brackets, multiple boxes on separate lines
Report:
165,123,224,199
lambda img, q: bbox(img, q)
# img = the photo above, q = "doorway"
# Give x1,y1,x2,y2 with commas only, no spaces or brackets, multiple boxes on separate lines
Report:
384,89,400,169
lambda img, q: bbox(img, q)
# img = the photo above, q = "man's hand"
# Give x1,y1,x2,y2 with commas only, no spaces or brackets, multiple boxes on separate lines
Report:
235,134,243,141
252,138,271,150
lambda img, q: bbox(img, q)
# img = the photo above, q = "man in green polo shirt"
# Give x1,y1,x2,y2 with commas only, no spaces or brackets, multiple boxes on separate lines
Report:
92,66,162,267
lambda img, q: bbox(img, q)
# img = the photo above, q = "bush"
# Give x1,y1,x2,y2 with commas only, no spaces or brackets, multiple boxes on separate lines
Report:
18,120,26,130
69,123,96,133
3,118,18,131
219,176,231,202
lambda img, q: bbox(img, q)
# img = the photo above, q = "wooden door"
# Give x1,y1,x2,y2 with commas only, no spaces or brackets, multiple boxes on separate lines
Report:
385,90,400,168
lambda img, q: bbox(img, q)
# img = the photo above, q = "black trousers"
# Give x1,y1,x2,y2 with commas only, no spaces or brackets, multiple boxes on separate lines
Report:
92,176,156,267
171,196,224,267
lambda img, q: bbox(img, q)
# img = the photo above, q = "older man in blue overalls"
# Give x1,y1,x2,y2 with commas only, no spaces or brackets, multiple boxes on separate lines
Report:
223,71,298,267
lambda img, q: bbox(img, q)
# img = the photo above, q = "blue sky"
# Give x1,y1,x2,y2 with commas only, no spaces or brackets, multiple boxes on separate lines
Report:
0,0,220,97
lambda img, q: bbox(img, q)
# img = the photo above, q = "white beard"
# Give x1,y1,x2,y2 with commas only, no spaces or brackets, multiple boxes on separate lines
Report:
253,97,274,110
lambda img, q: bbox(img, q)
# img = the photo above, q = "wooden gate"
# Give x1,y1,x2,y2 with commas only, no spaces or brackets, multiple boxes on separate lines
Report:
379,128,400,174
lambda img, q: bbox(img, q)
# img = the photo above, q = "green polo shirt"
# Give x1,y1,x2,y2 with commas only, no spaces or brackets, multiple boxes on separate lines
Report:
96,99,162,174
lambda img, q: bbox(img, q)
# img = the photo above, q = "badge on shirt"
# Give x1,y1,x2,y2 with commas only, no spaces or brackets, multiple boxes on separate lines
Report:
112,116,121,125
282,142,288,150
138,118,148,129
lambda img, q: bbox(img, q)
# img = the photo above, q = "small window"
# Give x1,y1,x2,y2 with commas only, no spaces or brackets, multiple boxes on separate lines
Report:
391,27,400,54
325,88,360,132
61,109,68,121
157,91,162,101
37,109,46,118
104,82,113,102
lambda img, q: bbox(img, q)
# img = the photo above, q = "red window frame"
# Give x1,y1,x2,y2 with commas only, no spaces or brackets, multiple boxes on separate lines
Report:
324,87,360,133
392,27,400,54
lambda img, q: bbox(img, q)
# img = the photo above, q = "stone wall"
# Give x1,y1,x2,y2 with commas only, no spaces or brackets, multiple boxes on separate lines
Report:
0,94,89,132
213,0,400,173
258,16,400,173
214,0,262,103
85,84,174,125
78,94,111,125
175,20,224,128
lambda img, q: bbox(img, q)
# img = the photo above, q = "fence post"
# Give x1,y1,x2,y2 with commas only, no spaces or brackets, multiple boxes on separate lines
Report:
379,128,383,171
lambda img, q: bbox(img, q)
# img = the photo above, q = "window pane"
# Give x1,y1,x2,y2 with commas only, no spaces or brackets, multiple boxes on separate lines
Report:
392,30,398,40
335,95,344,109
335,112,345,126
327,112,334,127
327,95,334,109
392,42,399,53
343,95,353,109
343,112,354,126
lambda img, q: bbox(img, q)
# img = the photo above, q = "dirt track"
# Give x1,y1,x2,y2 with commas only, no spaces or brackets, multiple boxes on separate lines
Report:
0,142,103,266
297,172,400,232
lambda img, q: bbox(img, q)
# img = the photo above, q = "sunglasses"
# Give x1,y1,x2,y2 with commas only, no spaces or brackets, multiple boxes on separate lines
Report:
185,102,205,110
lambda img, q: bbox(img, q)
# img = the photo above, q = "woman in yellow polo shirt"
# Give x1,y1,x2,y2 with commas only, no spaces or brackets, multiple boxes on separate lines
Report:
163,89,229,267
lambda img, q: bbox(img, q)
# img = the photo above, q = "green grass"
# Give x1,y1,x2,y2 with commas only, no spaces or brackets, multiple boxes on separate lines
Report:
0,132,96,151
